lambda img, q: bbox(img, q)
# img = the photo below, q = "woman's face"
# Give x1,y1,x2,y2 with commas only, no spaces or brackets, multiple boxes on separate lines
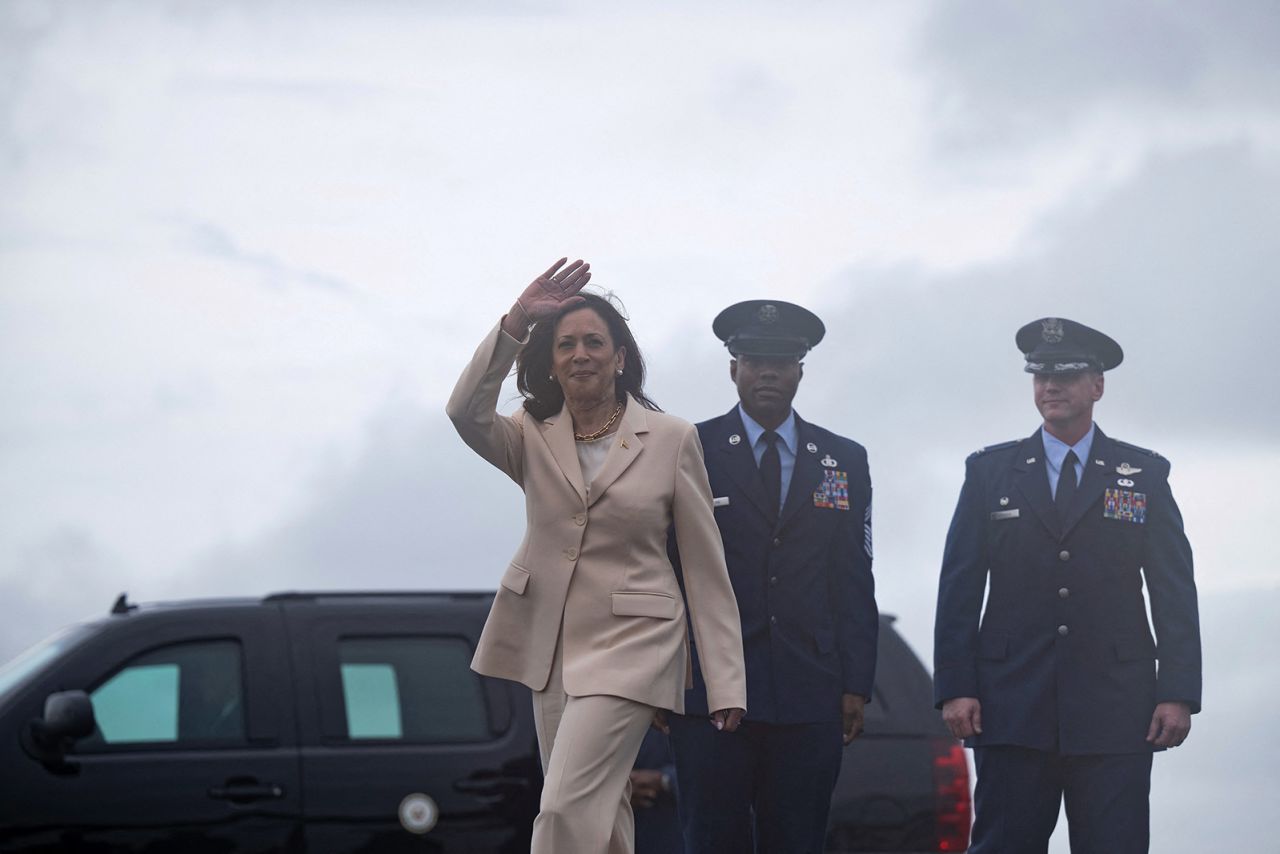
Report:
552,307,625,404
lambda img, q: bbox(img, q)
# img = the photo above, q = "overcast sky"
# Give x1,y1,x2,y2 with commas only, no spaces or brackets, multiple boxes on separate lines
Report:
3,2,1277,850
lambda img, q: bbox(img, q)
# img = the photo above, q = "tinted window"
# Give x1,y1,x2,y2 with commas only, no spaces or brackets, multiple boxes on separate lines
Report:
83,640,245,747
338,637,488,743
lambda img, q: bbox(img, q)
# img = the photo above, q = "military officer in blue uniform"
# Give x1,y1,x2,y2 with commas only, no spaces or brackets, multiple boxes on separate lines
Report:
933,317,1202,854
666,300,878,854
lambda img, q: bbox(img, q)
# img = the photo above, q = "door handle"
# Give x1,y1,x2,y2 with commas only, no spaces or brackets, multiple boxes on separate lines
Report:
209,780,285,803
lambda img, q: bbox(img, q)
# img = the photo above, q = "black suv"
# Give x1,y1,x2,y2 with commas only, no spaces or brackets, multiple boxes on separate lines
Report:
0,592,969,852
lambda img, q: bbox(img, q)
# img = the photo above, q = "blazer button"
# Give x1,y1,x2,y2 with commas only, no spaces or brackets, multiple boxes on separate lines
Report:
1058,550,1070,562
1057,625,1069,637
565,547,578,560
770,616,778,626
772,538,782,548
573,514,586,526
1058,587,1070,599
769,576,778,586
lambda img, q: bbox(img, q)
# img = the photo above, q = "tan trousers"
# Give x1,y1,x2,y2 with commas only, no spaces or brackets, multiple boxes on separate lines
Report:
530,632,655,854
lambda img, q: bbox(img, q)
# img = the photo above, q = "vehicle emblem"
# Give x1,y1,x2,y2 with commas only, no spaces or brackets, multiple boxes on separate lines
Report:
399,793,439,835
1041,318,1064,343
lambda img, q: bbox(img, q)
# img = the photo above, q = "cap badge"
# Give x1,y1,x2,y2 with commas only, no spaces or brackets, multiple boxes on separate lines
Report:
806,442,818,453
729,434,741,445
821,455,838,467
1041,318,1065,343
1116,462,1142,475
756,304,780,324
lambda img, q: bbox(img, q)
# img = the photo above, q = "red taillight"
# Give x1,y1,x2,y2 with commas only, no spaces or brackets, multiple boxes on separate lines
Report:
932,738,972,851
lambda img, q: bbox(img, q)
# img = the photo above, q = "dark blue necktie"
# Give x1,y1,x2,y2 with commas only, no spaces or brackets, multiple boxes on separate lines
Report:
1055,449,1079,520
761,431,782,517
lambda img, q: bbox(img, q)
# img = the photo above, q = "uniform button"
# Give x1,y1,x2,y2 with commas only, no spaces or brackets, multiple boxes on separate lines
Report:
770,616,778,626
1057,625,1069,637
565,547,578,560
573,514,586,526
1058,550,1071,562
769,576,778,586
772,538,782,547
1058,587,1070,599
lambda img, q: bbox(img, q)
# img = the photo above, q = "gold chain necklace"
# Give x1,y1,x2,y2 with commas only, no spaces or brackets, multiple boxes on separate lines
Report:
574,402,624,442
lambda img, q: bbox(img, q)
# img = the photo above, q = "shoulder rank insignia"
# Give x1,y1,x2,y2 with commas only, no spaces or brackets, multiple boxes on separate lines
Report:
970,439,1018,458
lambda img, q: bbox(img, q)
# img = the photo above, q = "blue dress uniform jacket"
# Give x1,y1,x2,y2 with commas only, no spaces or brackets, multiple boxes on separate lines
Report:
676,407,878,723
933,426,1202,755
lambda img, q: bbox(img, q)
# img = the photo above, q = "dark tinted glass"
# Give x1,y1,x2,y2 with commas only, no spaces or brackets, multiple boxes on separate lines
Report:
339,636,489,743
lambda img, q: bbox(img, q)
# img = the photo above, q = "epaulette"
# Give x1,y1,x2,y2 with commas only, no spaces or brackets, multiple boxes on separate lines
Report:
1111,439,1163,459
968,439,1019,459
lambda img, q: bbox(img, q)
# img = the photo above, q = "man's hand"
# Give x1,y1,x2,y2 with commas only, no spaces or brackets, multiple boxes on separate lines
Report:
629,769,666,809
1146,701,1192,748
942,697,983,740
709,707,745,732
841,694,866,745
502,257,591,337
651,708,670,735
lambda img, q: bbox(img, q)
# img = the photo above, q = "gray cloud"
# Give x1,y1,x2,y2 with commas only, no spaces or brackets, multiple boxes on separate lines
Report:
181,399,526,597
0,527,126,662
920,0,1280,147
814,142,1278,451
172,217,357,294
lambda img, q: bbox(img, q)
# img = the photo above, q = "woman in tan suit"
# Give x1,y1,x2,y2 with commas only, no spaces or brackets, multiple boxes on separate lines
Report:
447,258,746,854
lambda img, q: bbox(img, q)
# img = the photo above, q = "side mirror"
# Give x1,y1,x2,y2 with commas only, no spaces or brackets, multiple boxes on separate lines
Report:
22,690,96,768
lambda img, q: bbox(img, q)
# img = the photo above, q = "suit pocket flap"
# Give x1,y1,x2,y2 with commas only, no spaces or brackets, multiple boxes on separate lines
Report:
1114,636,1155,662
500,563,530,595
611,591,677,619
978,633,1009,660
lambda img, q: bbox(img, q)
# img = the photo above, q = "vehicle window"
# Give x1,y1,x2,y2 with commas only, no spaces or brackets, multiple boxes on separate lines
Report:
82,640,245,747
338,637,489,743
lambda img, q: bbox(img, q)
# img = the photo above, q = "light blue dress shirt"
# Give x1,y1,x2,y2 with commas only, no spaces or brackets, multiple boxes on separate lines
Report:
738,404,797,511
1042,423,1095,499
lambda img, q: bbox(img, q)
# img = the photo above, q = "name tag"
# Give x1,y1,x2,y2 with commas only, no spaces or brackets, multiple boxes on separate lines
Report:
713,496,730,507
990,509,1020,520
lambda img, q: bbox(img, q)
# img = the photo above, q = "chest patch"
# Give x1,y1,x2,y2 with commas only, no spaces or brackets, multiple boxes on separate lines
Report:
813,469,850,510
1104,488,1147,524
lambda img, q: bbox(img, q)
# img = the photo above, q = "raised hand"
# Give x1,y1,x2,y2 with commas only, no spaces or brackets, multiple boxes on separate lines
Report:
518,258,591,319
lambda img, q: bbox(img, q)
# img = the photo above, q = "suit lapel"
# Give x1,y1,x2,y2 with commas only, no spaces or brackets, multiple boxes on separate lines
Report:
586,395,647,508
1060,427,1112,539
715,408,775,522
777,415,823,532
1013,431,1058,538
540,402,587,506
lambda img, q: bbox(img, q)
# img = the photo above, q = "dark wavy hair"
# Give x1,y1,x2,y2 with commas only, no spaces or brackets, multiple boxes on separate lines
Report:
515,292,661,420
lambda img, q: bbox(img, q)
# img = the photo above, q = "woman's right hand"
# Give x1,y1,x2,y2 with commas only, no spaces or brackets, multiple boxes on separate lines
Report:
504,258,591,335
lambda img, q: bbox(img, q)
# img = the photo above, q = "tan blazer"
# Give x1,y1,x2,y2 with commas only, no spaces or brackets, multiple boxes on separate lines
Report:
446,322,746,714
